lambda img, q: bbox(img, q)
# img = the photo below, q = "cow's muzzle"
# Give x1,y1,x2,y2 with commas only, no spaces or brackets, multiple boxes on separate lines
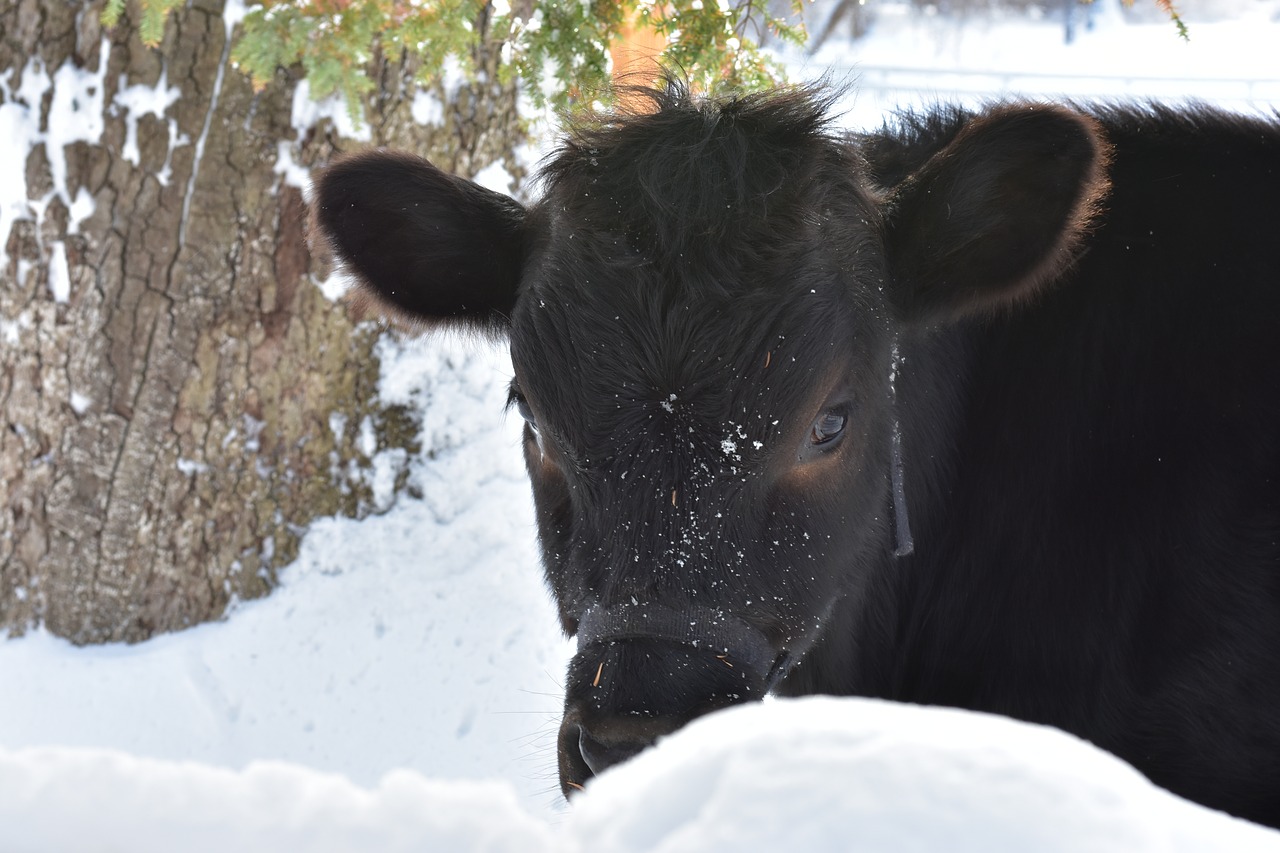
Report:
557,602,790,797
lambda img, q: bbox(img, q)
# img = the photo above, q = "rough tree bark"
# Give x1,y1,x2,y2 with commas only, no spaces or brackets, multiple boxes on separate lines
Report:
0,0,522,644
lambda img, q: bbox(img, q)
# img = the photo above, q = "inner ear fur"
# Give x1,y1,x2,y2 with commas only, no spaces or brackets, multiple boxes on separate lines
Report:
309,150,526,337
883,104,1111,325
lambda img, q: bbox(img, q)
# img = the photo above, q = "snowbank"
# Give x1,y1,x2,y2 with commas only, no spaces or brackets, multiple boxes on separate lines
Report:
3,698,1276,852
572,698,1279,852
0,337,573,815
0,747,552,853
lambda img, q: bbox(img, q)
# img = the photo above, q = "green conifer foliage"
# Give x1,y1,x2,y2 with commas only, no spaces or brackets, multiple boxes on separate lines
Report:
103,0,809,121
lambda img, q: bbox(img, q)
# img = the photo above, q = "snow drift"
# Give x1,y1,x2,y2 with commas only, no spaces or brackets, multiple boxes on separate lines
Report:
3,697,1275,852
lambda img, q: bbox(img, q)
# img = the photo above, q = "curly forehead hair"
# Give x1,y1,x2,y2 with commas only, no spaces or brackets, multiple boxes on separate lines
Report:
536,79,855,259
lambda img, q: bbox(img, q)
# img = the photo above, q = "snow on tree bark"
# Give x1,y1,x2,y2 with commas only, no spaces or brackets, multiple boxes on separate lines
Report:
0,0,522,643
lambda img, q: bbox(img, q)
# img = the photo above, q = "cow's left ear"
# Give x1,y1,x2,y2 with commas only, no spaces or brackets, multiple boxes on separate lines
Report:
882,104,1110,325
310,150,525,337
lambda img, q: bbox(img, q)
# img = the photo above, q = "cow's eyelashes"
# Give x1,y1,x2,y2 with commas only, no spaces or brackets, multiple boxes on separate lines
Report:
810,409,848,446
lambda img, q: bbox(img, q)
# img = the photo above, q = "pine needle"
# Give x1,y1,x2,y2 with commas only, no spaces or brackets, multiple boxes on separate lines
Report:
1152,0,1190,40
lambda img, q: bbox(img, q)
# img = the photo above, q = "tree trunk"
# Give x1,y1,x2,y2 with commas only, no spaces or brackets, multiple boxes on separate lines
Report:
0,0,522,644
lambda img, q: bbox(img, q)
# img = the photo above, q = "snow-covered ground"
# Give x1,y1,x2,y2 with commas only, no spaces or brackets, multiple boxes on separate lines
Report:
4,699,1277,852
0,336,574,813
4,3,1280,848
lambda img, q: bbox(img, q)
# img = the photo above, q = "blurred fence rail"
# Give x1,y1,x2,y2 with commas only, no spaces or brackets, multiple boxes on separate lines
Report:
850,64,1280,100
824,63,1280,122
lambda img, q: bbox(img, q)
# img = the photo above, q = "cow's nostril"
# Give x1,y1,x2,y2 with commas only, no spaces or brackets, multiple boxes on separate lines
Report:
557,721,593,797
577,728,646,776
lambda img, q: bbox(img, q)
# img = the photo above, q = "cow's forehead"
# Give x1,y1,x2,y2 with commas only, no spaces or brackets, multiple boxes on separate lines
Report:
508,86,892,452
526,83,875,283
509,240,889,460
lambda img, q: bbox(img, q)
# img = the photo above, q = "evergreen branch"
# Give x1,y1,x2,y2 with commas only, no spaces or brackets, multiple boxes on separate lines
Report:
97,0,1186,125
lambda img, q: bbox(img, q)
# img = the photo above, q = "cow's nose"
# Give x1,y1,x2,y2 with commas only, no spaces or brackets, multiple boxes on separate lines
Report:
558,712,679,796
576,725,647,776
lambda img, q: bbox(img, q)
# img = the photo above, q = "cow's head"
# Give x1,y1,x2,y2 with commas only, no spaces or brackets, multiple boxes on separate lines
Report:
311,83,1109,796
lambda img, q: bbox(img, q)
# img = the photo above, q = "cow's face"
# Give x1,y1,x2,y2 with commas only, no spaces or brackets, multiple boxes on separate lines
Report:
509,200,898,788
311,83,1109,797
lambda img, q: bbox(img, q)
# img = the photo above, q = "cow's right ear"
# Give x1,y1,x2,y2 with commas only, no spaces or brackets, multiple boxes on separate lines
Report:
310,150,525,336
880,104,1109,326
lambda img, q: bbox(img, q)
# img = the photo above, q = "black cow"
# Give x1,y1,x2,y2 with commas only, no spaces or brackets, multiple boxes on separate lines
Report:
312,82,1280,827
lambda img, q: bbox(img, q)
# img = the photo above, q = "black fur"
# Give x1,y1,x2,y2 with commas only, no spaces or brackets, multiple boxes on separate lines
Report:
311,82,1280,827
311,149,524,335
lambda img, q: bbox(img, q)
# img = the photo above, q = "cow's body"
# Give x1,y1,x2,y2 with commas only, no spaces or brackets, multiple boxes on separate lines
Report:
815,104,1280,822
312,87,1280,826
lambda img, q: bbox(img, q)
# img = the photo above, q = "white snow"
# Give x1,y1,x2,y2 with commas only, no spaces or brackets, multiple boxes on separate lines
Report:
0,336,571,815
569,699,1278,852
0,310,31,345
0,60,47,273
0,59,48,275
411,88,446,126
791,0,1280,126
472,159,517,195
289,79,372,143
223,0,248,31
1,699,1275,852
64,186,95,234
273,139,313,197
45,240,70,303
0,745,556,853
316,265,357,301
0,38,109,274
68,391,93,415
176,457,210,475
113,69,183,173
275,76,367,211
46,38,110,203
3,3,1280,848
356,413,378,457
368,447,408,511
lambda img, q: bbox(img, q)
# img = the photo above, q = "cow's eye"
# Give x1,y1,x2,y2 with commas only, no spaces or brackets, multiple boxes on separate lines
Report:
810,410,847,445
516,397,538,432
508,388,538,432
